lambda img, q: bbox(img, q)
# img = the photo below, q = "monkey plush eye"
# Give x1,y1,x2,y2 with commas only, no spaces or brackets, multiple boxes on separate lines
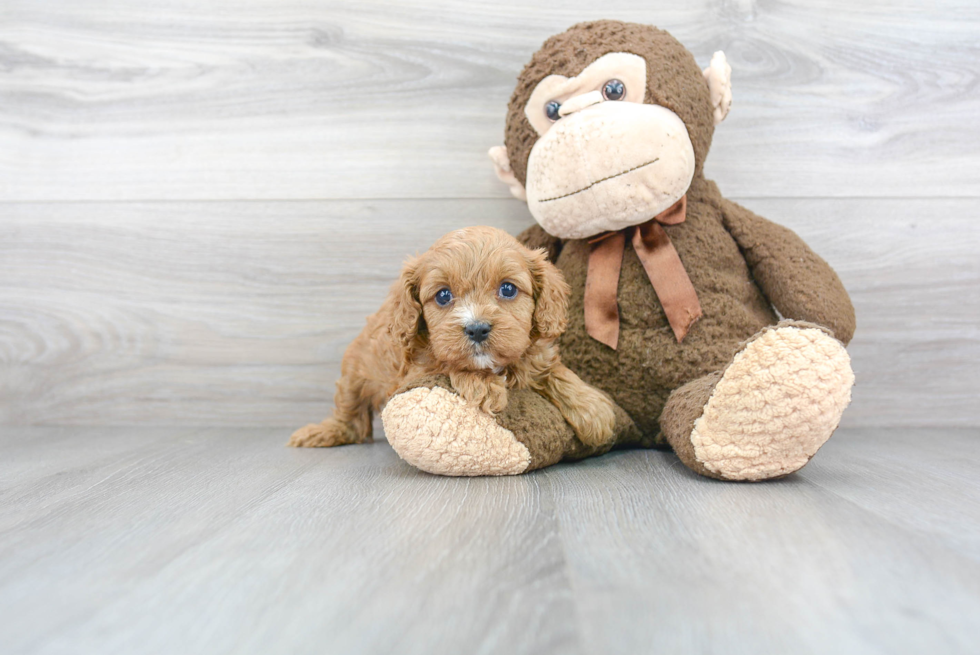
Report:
435,288,454,306
498,282,518,299
545,100,561,121
602,79,626,101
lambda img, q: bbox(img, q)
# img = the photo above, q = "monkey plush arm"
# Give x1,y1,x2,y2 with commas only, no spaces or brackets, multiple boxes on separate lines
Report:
516,224,564,264
720,198,856,345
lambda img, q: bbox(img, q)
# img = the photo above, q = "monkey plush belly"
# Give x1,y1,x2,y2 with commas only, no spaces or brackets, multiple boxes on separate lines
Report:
554,190,778,439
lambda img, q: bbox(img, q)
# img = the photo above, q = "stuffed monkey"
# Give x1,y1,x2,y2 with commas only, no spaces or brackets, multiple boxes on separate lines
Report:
382,20,855,481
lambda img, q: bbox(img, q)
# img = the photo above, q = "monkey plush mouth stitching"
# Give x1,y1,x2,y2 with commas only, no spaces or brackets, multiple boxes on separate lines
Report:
538,157,659,203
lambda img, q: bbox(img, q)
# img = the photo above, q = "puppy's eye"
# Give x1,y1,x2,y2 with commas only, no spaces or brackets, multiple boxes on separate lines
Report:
498,282,518,300
602,79,625,101
545,100,561,122
434,288,454,306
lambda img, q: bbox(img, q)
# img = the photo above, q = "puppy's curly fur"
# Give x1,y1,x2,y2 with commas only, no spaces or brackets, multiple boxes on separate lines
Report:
289,226,616,449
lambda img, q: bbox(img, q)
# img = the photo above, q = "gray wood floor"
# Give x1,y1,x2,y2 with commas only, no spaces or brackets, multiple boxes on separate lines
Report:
1,426,979,655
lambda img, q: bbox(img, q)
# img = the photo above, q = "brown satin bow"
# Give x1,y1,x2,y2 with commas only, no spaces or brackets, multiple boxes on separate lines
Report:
584,195,702,349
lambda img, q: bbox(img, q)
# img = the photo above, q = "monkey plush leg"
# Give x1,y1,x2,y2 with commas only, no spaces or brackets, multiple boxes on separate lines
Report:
381,375,637,476
660,321,854,481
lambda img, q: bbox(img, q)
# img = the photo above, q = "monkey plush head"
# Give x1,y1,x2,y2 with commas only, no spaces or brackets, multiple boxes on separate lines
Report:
489,21,732,239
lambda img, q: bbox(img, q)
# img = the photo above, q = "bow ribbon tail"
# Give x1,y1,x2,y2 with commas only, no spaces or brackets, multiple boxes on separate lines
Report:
585,231,626,350
632,221,702,342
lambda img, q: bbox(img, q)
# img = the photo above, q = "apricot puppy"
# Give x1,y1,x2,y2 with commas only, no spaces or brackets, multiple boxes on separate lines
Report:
289,226,616,450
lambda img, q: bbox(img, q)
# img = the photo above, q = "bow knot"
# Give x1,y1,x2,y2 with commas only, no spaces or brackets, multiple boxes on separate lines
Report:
584,195,702,349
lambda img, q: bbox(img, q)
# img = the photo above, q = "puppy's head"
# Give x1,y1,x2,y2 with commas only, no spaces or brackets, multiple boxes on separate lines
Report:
391,226,569,372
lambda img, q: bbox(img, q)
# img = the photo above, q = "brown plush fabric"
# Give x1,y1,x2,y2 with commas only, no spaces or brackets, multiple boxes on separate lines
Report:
520,174,789,441
719,194,856,345
492,388,572,470
659,370,724,479
504,20,715,187
519,224,564,264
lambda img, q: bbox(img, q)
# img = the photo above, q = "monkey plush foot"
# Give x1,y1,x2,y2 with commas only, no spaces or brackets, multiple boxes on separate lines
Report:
662,322,854,481
381,375,641,476
382,385,532,476
383,375,638,476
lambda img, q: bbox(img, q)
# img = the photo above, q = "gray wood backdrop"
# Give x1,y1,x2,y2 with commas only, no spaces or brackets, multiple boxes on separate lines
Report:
1,0,978,428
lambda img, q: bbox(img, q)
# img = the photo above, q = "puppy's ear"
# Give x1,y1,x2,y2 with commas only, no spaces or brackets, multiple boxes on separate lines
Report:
389,256,424,351
528,248,570,341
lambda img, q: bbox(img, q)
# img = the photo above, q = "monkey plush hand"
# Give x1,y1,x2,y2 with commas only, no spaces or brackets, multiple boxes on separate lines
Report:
383,20,855,480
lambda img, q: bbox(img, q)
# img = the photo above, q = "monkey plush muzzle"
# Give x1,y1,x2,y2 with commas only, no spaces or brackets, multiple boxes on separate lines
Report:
524,100,695,240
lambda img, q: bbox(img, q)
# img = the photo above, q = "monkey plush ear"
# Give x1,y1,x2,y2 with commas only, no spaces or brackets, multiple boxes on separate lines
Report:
703,51,733,125
488,146,527,201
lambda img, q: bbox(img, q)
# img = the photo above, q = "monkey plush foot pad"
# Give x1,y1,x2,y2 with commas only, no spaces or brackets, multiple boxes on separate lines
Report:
691,326,854,481
382,386,531,476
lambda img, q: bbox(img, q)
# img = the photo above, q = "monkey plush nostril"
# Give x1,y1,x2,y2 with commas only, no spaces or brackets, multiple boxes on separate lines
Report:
464,321,492,344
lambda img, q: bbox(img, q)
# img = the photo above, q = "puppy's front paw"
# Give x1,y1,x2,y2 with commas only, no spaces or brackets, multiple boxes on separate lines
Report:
288,418,359,448
565,388,617,448
450,371,508,415
480,381,509,415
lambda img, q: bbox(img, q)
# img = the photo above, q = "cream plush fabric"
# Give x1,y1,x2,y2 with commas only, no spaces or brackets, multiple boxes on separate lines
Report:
702,51,733,126
690,326,853,480
524,101,695,239
382,386,531,476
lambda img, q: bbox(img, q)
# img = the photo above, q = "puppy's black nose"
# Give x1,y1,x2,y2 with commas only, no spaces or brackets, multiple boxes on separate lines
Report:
464,321,492,344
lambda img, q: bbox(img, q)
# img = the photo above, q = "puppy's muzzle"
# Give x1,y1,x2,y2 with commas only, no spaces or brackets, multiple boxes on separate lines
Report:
464,321,492,344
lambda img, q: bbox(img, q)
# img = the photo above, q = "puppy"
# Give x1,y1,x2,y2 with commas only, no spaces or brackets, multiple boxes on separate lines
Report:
289,226,617,449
